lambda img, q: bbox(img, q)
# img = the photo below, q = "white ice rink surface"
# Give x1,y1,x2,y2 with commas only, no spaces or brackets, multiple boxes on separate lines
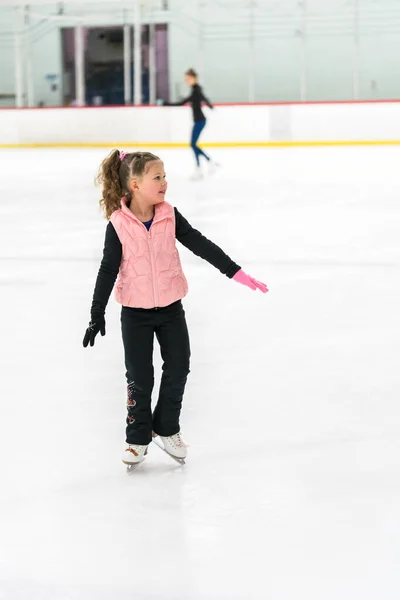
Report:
0,146,399,600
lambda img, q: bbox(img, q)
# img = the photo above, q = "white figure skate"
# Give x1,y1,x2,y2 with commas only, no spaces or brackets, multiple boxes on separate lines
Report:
190,166,203,181
152,432,187,465
208,160,220,175
122,444,148,473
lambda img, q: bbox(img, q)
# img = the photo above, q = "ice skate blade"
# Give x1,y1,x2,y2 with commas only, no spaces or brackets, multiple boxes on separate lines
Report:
123,459,145,474
152,437,186,465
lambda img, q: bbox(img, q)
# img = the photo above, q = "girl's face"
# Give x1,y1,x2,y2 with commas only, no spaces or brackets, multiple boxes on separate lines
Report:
185,74,196,86
130,160,167,206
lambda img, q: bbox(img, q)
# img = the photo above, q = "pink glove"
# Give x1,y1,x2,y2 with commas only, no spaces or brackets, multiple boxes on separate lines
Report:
233,269,269,293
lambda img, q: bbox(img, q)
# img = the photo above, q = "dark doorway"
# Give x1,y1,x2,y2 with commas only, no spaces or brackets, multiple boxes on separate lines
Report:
61,24,169,106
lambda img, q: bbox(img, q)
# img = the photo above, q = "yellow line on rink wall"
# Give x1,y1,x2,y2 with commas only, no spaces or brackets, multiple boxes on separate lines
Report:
1,140,400,149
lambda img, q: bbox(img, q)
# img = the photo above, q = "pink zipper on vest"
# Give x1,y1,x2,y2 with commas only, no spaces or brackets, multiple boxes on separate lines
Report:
147,229,159,307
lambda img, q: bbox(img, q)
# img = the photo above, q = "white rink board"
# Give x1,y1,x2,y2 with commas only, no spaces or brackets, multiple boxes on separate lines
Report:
1,101,400,146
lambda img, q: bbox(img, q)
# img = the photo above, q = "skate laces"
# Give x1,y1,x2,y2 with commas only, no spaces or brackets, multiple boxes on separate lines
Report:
171,433,187,448
126,444,146,456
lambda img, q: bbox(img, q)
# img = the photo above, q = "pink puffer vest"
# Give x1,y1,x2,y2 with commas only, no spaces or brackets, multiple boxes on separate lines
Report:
110,198,188,309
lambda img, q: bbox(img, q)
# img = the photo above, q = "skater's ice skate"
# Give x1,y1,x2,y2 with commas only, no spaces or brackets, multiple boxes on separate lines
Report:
190,166,203,181
208,160,220,175
122,443,148,473
152,432,187,465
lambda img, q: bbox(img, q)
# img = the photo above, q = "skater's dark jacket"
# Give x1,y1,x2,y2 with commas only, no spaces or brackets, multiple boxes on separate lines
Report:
91,207,240,315
165,84,213,123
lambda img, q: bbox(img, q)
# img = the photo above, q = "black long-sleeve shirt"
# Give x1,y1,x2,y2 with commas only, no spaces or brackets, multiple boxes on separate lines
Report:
91,208,240,315
166,84,213,123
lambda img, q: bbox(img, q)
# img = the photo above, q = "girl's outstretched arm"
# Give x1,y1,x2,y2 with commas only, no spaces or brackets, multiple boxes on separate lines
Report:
175,207,241,278
175,208,268,293
164,91,193,107
199,87,213,110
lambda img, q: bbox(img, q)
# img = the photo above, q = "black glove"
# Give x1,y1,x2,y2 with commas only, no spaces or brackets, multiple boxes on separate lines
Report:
83,313,106,348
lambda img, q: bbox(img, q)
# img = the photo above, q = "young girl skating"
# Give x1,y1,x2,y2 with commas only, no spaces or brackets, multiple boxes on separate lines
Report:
83,150,268,469
164,68,216,179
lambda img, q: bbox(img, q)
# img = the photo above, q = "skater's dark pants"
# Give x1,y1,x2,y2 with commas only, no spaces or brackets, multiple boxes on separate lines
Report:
191,120,210,166
121,300,190,445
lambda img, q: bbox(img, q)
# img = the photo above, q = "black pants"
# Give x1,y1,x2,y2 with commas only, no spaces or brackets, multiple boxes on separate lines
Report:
121,300,191,445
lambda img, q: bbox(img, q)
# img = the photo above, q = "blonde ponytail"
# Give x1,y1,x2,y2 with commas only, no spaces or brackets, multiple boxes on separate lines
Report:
96,149,161,220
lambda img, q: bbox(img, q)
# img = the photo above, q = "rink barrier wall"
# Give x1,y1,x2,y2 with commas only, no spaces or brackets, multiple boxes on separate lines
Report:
2,102,400,148
3,141,400,149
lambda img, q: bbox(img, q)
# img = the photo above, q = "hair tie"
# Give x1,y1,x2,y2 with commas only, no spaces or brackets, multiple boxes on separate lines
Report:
120,151,127,161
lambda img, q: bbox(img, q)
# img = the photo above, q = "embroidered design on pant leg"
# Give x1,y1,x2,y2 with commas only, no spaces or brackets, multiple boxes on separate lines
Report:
127,380,137,424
